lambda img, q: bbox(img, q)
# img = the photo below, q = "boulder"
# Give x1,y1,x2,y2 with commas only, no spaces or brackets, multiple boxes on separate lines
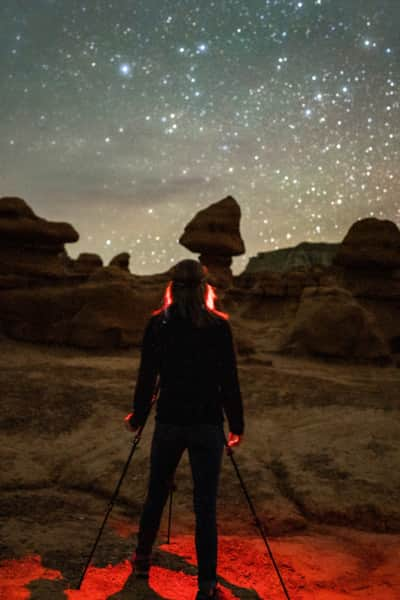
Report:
179,196,245,288
0,196,79,280
331,219,400,302
334,218,400,270
0,196,79,246
281,286,390,360
74,252,103,273
68,283,162,348
73,253,103,275
109,252,130,271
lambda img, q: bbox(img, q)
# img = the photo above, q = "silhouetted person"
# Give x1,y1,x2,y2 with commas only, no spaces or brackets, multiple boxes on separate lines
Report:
125,259,244,599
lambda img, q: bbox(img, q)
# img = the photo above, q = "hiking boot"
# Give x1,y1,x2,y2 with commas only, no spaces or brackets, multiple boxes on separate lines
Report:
131,552,151,579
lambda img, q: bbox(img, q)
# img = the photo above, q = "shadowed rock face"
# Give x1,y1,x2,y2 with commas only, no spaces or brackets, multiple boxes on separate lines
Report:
334,217,400,270
109,252,131,271
179,196,245,256
179,195,245,287
281,286,390,360
73,253,103,274
0,196,79,281
0,280,167,348
329,218,400,346
0,196,78,248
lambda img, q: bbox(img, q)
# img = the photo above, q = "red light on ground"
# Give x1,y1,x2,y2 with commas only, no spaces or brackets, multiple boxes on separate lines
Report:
0,554,62,600
65,561,131,599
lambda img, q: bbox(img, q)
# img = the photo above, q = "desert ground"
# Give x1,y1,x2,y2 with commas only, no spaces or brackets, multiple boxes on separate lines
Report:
1,316,399,600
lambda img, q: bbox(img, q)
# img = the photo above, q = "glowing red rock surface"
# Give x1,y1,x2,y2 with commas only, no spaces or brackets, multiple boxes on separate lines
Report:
1,532,399,599
0,554,62,599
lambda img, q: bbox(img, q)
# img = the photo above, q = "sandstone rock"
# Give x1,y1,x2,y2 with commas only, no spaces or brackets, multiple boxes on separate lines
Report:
253,272,287,297
0,196,78,247
282,286,390,360
334,217,400,269
68,283,162,348
0,196,79,280
286,269,318,298
73,253,103,274
179,196,245,288
355,297,400,356
199,254,232,288
0,281,165,348
88,265,133,282
180,196,245,256
109,252,130,271
335,267,400,300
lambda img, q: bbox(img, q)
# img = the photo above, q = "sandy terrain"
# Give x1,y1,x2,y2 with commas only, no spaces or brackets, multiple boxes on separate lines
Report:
0,330,399,599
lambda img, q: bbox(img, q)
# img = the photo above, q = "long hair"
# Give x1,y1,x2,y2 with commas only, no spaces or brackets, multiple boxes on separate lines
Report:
152,259,229,327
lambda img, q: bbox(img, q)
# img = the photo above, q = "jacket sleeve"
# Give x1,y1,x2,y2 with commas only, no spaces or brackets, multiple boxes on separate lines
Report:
131,317,160,427
218,320,244,436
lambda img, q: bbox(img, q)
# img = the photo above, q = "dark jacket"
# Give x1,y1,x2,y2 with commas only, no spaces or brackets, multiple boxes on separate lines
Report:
131,304,244,435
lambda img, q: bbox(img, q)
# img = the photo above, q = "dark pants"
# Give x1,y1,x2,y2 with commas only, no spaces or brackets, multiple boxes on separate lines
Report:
135,421,225,592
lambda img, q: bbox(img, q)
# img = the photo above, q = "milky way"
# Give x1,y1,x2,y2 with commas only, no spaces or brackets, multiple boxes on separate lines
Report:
1,1,399,274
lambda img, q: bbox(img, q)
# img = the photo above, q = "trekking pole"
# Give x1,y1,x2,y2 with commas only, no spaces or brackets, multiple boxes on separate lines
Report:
223,433,291,600
76,377,160,590
166,479,176,544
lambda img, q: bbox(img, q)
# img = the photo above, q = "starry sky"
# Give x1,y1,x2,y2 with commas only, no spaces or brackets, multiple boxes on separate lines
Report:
1,1,399,275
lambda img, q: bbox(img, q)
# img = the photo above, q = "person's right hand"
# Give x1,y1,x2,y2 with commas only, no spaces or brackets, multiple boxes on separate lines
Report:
227,432,242,448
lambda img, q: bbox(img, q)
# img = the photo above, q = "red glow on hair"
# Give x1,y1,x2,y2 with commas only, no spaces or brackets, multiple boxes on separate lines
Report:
152,281,229,320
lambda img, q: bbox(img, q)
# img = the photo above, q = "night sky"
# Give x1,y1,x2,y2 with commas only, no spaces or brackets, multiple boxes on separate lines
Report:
1,1,399,275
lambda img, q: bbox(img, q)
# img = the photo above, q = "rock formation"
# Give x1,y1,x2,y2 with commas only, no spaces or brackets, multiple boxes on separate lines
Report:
1,195,399,359
331,218,400,352
73,252,103,275
331,218,400,299
334,218,400,270
234,217,400,358
179,196,245,288
109,252,131,271
0,196,169,348
0,196,79,284
281,286,390,360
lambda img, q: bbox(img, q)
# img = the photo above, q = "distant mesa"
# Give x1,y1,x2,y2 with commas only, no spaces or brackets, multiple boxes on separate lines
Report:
179,195,245,288
245,242,340,274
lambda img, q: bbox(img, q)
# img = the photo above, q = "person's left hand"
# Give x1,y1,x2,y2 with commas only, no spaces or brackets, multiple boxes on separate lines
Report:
124,412,139,432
